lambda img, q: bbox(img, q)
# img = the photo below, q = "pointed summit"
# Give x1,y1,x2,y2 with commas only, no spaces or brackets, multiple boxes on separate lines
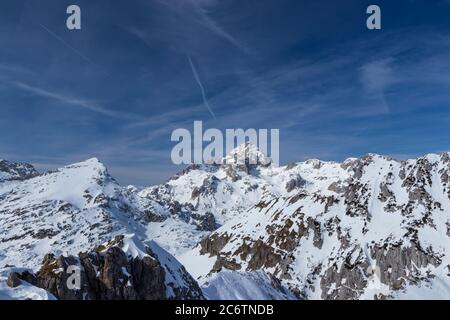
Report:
224,143,271,166
63,157,107,172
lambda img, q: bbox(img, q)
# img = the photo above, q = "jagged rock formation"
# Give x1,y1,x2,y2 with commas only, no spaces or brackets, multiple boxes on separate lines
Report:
8,235,204,300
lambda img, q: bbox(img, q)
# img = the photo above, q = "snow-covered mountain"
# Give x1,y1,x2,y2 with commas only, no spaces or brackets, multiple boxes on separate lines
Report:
1,146,450,299
179,152,450,299
0,158,153,268
139,143,304,255
0,158,202,299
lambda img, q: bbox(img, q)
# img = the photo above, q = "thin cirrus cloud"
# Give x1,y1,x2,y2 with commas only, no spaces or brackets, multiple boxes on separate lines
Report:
10,81,140,121
131,0,250,60
360,58,396,94
154,0,250,54
359,58,396,114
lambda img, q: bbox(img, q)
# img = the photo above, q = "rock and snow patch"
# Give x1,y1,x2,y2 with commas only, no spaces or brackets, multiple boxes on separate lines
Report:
4,234,204,300
0,159,39,182
0,267,56,300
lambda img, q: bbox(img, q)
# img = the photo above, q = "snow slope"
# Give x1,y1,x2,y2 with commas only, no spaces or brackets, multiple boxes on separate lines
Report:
201,270,296,300
0,158,149,268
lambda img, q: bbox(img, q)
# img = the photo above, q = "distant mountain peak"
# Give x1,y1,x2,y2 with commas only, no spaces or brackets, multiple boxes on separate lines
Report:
223,143,271,166
61,157,109,178
64,157,104,168
0,159,39,182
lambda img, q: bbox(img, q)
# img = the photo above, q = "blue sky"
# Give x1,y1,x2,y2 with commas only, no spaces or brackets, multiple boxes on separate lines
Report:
1,0,450,185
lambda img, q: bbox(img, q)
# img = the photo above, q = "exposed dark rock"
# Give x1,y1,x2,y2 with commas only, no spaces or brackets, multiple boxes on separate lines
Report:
370,242,441,289
7,272,22,288
344,182,370,218
328,181,346,194
307,217,323,249
212,256,242,273
320,259,369,300
191,177,219,200
32,229,60,239
192,212,217,231
378,183,394,202
200,233,231,256
0,160,39,181
319,242,441,300
13,235,204,300
242,240,283,271
285,175,307,192
167,164,201,182
141,209,166,223
224,166,241,182
285,163,298,170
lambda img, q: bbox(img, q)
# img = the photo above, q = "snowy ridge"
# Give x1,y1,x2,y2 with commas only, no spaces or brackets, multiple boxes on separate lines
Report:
0,158,145,268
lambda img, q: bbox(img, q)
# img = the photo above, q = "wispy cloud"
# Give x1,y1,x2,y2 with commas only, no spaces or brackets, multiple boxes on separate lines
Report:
155,0,250,53
2,1,450,186
187,56,216,119
0,64,34,75
126,104,205,128
360,58,396,94
39,24,110,77
191,2,250,54
11,81,139,120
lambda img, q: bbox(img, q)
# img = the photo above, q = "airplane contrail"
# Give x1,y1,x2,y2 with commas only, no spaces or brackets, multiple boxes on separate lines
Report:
187,56,216,119
39,24,110,77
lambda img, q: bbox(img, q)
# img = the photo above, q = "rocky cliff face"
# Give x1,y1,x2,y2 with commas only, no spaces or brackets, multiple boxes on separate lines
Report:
8,235,204,300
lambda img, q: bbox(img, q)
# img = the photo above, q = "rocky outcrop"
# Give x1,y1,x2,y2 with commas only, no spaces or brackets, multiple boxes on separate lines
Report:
320,259,369,300
7,272,23,288
285,175,306,192
0,160,39,182
191,212,217,231
319,242,441,299
10,235,204,300
369,242,441,289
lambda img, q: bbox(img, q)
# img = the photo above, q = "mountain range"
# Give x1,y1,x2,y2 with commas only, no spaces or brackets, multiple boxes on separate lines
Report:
1,144,450,300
